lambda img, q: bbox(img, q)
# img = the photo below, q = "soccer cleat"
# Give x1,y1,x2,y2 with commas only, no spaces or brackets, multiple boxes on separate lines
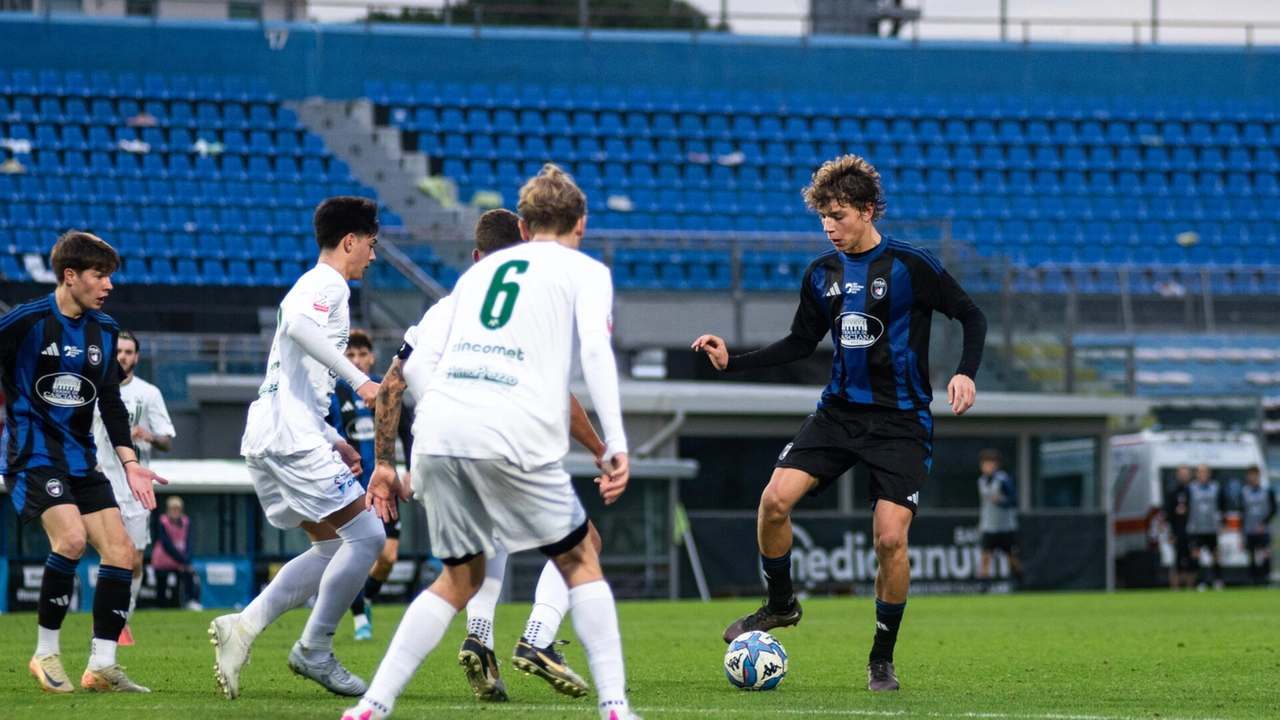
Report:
512,637,589,698
81,664,151,692
353,599,373,641
119,625,135,646
29,653,73,694
866,659,899,691
340,706,388,720
722,598,803,643
288,641,368,697
458,633,509,702
209,613,252,699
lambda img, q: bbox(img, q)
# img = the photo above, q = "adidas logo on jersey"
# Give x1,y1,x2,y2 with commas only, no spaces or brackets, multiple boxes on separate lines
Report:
41,343,60,357
825,284,841,297
341,401,356,412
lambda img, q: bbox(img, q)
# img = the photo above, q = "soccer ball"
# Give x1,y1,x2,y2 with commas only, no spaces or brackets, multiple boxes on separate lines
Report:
724,631,788,691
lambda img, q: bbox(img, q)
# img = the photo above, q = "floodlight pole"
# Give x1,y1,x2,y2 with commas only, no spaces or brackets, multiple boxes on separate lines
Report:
1150,0,1159,44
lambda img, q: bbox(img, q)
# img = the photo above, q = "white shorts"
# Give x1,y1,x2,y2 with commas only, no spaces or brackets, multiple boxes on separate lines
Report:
413,455,587,560
120,504,151,550
247,445,363,530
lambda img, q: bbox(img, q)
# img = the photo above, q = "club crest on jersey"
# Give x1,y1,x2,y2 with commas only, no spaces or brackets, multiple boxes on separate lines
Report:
45,478,64,497
36,373,96,407
87,345,102,365
871,278,887,299
838,312,884,348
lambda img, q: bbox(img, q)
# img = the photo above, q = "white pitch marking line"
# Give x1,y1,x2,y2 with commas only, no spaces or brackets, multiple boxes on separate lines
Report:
435,705,1229,720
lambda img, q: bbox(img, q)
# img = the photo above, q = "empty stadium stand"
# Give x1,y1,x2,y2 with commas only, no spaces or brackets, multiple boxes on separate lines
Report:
0,69,409,288
367,80,1280,294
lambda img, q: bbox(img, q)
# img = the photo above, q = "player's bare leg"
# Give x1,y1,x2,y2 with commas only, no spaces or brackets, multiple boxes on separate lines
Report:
79,508,150,692
867,500,913,691
723,468,816,643
348,556,487,719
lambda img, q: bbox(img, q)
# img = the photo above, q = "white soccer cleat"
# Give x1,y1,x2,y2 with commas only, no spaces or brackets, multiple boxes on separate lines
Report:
29,653,73,694
288,641,368,697
340,705,388,720
209,613,252,699
81,664,151,693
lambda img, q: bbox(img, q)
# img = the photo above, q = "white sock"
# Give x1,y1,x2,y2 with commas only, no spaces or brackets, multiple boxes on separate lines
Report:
524,559,569,647
466,544,508,649
36,626,59,656
87,637,118,671
568,580,629,717
300,511,385,659
129,574,142,617
239,538,341,640
361,590,456,716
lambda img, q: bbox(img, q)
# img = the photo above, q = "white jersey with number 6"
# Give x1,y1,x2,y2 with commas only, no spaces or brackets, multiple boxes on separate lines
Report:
406,241,626,471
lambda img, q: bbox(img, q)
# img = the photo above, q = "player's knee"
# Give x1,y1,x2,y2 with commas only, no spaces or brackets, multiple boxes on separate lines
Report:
874,529,908,556
337,509,386,562
759,485,796,524
54,531,87,560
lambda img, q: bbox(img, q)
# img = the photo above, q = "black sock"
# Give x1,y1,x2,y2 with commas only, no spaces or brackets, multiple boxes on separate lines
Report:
760,552,794,613
38,553,79,631
364,575,385,601
350,589,367,617
93,565,133,641
869,599,906,664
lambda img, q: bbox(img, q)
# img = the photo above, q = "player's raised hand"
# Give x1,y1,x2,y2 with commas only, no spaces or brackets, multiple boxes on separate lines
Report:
126,462,167,511
948,374,976,416
597,452,630,505
357,380,381,407
334,440,362,477
366,461,403,522
691,334,729,370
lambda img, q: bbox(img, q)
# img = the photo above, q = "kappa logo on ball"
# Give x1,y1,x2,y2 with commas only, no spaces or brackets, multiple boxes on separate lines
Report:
46,478,64,498
871,278,887,299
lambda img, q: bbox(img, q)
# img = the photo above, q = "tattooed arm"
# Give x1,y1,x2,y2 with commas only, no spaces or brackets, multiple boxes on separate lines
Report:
374,356,407,467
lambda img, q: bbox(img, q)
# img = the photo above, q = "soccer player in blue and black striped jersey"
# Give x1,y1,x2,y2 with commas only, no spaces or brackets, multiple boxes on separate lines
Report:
1,231,166,694
693,155,987,692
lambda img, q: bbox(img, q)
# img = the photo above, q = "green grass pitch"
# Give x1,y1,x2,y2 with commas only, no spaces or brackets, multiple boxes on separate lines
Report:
1,590,1277,719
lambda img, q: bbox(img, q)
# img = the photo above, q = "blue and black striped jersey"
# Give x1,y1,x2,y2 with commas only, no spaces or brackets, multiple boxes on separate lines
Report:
730,236,987,412
0,293,132,476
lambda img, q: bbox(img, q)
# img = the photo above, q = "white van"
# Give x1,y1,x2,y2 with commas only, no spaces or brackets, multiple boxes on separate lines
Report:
1109,429,1268,584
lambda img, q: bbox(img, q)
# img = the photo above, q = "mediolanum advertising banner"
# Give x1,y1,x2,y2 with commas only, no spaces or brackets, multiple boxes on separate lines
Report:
685,512,1105,598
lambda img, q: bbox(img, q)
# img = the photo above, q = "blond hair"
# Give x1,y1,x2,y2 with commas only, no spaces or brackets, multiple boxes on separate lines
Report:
516,164,586,236
802,154,887,221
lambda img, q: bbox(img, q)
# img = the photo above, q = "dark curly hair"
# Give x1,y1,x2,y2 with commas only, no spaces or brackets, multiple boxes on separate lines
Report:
802,154,887,221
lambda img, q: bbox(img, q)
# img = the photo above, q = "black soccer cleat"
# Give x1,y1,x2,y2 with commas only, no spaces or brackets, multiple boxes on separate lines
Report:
511,637,589,698
866,659,899,691
458,634,508,702
722,598,803,644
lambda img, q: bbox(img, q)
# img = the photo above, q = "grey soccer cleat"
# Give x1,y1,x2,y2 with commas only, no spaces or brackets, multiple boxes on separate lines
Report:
512,637,589,698
459,633,509,702
81,664,151,693
287,641,368,697
866,659,900,691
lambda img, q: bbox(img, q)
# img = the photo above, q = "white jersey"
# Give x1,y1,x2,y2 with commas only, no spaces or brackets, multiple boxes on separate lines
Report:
92,375,176,511
241,263,351,457
405,241,626,471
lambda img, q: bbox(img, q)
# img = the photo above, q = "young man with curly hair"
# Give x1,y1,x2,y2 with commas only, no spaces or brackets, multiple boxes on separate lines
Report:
692,154,988,691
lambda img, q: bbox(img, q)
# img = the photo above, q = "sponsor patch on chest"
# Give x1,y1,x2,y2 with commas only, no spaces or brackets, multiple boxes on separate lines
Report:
838,312,884,348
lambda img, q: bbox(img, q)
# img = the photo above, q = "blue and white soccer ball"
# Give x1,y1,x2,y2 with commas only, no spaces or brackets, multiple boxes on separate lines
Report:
724,631,788,691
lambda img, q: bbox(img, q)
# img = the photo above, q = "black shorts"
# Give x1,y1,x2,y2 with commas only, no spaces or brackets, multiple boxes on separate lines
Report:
1173,537,1196,571
982,531,1018,554
1245,534,1271,553
4,465,118,524
383,514,401,541
775,398,932,513
1189,533,1219,553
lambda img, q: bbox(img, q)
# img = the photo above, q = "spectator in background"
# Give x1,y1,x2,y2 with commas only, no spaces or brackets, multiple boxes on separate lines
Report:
976,449,1022,581
1240,465,1277,586
152,496,200,609
1186,463,1227,591
1162,465,1196,589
